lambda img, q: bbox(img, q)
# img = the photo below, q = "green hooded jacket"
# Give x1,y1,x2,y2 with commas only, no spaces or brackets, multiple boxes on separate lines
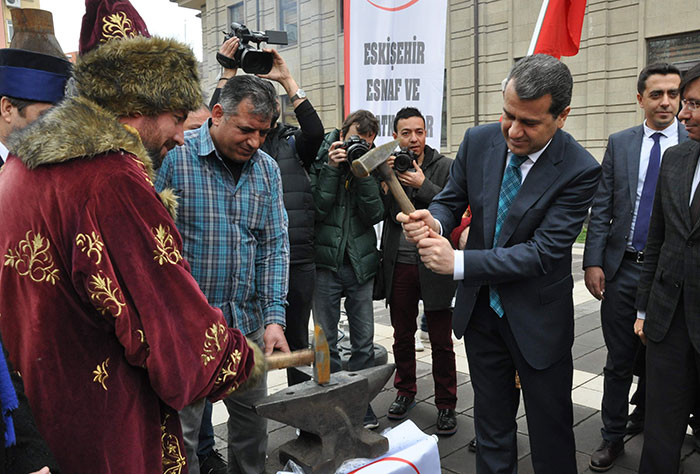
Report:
309,129,384,284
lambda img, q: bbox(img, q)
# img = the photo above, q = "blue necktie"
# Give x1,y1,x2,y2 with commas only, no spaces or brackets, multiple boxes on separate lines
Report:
489,154,528,318
632,132,663,251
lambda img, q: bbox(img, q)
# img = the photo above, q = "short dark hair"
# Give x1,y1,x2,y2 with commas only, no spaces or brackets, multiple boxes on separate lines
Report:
681,62,700,98
393,107,424,133
219,75,277,121
4,96,39,118
341,109,379,138
505,54,573,117
637,63,681,95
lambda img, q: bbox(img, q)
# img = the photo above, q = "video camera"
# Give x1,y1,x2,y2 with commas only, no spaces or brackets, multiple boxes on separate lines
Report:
341,135,371,164
219,22,288,74
393,148,418,172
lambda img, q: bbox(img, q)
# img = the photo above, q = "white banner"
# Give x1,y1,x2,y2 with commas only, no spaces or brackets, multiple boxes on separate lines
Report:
345,0,448,149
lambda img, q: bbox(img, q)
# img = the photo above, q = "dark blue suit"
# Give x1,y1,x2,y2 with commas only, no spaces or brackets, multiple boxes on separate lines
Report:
429,123,600,473
583,122,688,443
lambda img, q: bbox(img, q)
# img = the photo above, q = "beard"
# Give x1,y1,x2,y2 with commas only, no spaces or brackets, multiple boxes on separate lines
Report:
144,139,176,170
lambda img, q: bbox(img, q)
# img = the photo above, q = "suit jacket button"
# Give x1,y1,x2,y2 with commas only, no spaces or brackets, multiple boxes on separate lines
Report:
675,282,681,288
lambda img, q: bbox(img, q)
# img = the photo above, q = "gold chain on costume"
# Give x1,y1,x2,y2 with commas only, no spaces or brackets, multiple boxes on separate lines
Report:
101,12,136,41
76,232,105,264
4,230,60,285
152,225,183,266
201,323,228,366
92,358,109,391
88,272,126,317
161,414,186,474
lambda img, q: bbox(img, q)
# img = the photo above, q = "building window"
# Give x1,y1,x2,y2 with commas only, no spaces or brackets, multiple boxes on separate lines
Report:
280,94,299,127
648,31,700,73
6,20,13,42
441,69,447,148
340,0,344,33
228,2,244,27
279,0,298,46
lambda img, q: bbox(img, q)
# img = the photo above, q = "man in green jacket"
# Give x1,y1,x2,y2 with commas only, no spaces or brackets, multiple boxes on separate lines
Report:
310,110,384,428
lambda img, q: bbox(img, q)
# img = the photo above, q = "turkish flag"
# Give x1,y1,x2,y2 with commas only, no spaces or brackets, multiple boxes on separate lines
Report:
533,0,587,59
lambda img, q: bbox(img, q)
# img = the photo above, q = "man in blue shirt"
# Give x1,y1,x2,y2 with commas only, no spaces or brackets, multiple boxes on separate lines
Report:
156,74,290,474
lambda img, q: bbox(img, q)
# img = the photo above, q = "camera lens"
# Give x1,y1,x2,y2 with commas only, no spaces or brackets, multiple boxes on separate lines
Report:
239,48,274,74
394,150,415,173
346,143,369,163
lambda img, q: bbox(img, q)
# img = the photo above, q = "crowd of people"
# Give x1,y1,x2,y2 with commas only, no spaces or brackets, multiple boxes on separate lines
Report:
0,1,699,473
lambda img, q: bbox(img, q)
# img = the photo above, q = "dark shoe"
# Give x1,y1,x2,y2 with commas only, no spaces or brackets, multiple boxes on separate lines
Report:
468,436,477,452
199,448,227,474
626,409,644,435
436,408,457,436
589,439,624,472
387,395,416,420
363,405,379,430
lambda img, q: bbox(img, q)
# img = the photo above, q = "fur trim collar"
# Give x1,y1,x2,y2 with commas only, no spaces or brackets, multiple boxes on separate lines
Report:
7,96,178,218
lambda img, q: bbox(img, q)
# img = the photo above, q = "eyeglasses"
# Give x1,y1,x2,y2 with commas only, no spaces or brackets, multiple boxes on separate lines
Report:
681,98,700,111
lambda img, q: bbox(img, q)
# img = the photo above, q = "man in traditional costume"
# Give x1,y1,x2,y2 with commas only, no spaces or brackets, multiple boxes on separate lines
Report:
0,28,263,474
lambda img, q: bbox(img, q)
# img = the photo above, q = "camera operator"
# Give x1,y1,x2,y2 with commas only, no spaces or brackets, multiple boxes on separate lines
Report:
309,110,385,429
379,107,459,435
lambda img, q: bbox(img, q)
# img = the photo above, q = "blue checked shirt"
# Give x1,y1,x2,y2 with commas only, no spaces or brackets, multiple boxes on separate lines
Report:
155,123,289,335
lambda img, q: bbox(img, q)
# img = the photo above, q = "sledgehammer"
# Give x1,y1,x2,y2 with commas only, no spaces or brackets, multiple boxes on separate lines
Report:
350,139,416,214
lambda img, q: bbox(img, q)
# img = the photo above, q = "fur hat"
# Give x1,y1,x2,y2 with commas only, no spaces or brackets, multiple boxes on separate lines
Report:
73,35,202,117
79,0,150,55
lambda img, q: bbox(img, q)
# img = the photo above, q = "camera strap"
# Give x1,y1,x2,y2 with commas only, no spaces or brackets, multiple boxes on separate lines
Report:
216,52,240,70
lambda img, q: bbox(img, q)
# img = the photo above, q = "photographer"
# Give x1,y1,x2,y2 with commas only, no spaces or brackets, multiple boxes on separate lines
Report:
379,107,458,435
309,110,384,429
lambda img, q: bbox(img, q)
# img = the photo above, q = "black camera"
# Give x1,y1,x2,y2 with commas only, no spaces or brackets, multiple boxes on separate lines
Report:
341,135,370,163
219,22,288,74
393,148,418,172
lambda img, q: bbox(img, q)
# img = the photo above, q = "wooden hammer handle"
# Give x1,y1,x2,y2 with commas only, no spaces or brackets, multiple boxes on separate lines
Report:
379,162,416,215
265,349,315,371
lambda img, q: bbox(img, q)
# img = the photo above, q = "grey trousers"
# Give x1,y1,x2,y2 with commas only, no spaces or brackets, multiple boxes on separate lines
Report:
179,327,268,474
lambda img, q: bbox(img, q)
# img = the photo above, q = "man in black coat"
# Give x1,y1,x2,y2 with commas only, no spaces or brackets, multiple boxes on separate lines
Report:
379,107,458,435
635,62,700,474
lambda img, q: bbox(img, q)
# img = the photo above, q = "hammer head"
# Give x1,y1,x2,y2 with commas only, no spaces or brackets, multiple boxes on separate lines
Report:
350,139,399,178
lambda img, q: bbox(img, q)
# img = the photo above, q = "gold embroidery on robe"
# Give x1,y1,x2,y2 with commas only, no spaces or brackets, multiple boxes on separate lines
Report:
152,225,183,265
136,329,146,344
92,358,109,390
201,323,228,366
88,272,126,317
214,350,242,390
101,12,136,42
129,156,155,187
4,230,60,284
161,415,186,474
76,231,104,264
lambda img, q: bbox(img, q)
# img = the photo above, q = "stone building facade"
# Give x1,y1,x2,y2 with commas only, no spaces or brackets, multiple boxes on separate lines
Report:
172,0,700,159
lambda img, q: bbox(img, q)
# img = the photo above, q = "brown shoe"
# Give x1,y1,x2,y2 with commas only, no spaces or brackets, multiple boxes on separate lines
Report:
589,439,624,472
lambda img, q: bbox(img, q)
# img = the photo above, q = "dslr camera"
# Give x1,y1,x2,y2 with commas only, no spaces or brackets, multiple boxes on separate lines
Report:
341,135,371,163
393,148,418,173
219,22,288,74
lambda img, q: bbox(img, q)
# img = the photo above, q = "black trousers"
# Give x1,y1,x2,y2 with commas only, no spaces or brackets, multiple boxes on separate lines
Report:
465,287,577,474
640,296,700,474
600,258,645,441
285,262,316,385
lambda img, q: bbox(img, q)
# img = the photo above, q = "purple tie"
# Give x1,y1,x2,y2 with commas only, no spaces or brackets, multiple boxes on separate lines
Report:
632,132,663,251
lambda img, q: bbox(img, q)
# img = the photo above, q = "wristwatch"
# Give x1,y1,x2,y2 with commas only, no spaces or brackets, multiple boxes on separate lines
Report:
290,88,306,102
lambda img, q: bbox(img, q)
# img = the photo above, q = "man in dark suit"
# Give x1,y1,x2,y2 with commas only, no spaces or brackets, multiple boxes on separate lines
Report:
583,63,685,471
635,62,700,474
400,54,601,473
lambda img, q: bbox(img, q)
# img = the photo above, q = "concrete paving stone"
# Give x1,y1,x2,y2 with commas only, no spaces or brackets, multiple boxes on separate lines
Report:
574,312,603,336
573,346,607,374
425,380,474,412
574,411,606,455
573,342,603,359
575,299,604,319
441,444,477,473
576,327,606,349
574,403,600,427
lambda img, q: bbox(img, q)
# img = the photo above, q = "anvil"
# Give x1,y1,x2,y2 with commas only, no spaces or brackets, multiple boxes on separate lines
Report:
254,364,395,474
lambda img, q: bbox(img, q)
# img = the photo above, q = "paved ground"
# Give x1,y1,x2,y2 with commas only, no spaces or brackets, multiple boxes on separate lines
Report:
210,244,700,473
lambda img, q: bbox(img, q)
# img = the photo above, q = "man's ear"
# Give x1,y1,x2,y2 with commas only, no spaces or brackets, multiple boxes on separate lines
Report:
556,106,571,129
211,103,225,126
0,97,14,123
